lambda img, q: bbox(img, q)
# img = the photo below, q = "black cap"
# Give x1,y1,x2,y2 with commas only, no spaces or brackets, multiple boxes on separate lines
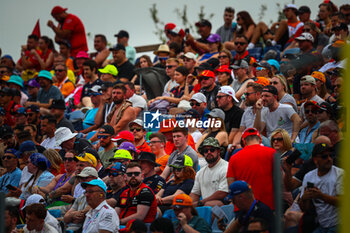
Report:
26,105,40,113
99,124,115,135
195,62,213,71
110,44,126,51
137,152,160,167
262,85,278,96
50,99,66,110
195,19,212,28
184,109,200,119
253,61,272,72
99,81,114,91
298,6,311,14
114,30,129,38
207,58,220,70
312,143,332,158
0,125,14,139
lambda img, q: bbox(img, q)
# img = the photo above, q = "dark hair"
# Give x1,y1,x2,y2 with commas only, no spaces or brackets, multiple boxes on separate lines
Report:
235,34,249,43
127,162,141,170
0,64,12,73
175,66,189,77
16,130,32,142
55,63,67,70
82,60,97,73
172,126,188,136
42,115,57,125
319,3,333,13
28,34,39,41
169,42,182,56
237,11,256,28
25,203,47,220
113,83,126,94
150,218,175,233
225,7,235,14
24,124,37,133
135,55,153,68
340,4,350,11
95,34,107,44
5,205,19,220
130,219,148,233
14,124,25,132
126,82,135,91
149,133,166,143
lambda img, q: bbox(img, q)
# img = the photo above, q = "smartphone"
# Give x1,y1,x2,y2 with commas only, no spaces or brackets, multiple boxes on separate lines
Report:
307,182,314,189
286,149,301,165
6,184,17,190
185,28,190,35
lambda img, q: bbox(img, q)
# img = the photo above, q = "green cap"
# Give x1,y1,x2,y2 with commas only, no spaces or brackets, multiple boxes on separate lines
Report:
169,155,193,169
99,64,118,76
37,70,53,82
109,149,133,162
8,75,24,88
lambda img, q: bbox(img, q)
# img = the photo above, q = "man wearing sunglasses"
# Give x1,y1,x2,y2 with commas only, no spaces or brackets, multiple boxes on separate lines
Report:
105,162,127,207
116,162,157,225
0,149,22,194
232,34,256,66
190,92,210,124
190,137,228,207
53,63,74,98
129,119,151,153
198,70,220,110
298,101,320,144
299,143,343,233
98,125,117,167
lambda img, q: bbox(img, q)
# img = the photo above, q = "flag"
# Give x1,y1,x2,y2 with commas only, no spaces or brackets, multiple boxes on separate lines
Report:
31,19,40,37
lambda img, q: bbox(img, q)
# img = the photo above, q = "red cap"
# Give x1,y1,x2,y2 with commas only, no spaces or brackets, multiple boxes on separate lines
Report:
112,131,135,142
199,70,215,79
216,65,231,73
164,23,176,31
242,128,261,140
13,104,24,113
51,6,68,16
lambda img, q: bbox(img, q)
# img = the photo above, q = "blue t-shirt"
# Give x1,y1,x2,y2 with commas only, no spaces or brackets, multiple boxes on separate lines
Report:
37,85,63,103
0,168,22,194
163,179,194,197
83,108,98,129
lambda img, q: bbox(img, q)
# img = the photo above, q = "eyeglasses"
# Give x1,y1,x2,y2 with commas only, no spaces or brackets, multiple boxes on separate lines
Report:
203,148,216,154
199,76,211,81
149,140,162,145
126,172,141,177
158,57,169,61
190,102,201,107
166,65,175,69
130,128,142,132
84,190,102,195
63,157,75,162
2,155,16,160
235,42,246,46
271,137,283,142
303,28,311,32
216,95,227,99
305,109,316,114
244,92,256,97
97,135,110,139
54,69,65,72
256,67,266,71
271,81,279,85
174,167,183,172
109,172,121,177
218,55,228,59
318,153,333,160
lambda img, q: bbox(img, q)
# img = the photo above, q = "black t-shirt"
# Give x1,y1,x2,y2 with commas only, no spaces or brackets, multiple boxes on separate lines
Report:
162,179,194,197
81,78,103,100
113,60,136,81
236,200,275,233
200,85,220,110
143,174,166,194
107,185,128,200
224,105,244,134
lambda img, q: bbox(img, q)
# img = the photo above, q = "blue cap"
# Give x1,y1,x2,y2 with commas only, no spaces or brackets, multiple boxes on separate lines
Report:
1,55,13,61
16,140,36,157
29,153,51,170
108,162,127,173
37,70,53,82
267,59,280,72
8,75,24,88
81,179,107,193
228,180,251,199
4,149,20,158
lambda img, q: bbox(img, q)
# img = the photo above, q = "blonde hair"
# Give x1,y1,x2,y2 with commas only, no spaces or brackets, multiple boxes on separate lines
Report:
270,128,292,151
273,74,290,93
43,149,63,173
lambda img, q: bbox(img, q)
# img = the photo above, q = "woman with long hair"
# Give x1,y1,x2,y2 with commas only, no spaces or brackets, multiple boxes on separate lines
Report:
31,36,55,70
43,149,64,176
270,128,293,158
270,74,298,112
311,71,336,103
131,55,153,96
218,48,233,66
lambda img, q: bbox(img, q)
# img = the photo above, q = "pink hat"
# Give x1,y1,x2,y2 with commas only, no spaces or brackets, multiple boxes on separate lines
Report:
75,51,89,59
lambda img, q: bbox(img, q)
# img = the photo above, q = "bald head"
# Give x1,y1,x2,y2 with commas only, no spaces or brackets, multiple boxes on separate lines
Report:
314,135,332,146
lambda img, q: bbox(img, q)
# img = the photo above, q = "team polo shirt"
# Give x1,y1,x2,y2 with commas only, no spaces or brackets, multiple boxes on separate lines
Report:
136,141,152,153
117,183,157,223
143,174,166,194
227,144,275,210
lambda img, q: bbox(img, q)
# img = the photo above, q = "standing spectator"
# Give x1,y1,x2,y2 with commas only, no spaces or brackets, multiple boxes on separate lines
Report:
48,6,88,57
82,179,119,233
115,30,136,64
216,7,236,43
111,44,136,82
186,19,212,55
91,34,110,67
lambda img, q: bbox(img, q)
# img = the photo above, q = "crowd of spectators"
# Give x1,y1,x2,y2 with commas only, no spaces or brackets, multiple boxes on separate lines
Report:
1,2,349,233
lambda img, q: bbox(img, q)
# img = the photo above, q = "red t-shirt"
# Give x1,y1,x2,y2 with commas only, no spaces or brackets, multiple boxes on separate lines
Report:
136,141,152,153
60,14,88,57
17,49,41,71
227,144,276,210
118,183,157,223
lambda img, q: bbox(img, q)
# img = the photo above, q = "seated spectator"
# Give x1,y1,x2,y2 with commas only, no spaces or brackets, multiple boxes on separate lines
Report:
5,205,18,233
129,119,152,153
119,142,138,160
311,71,336,103
185,19,212,55
97,125,117,167
40,114,61,150
7,75,28,106
156,155,195,213
150,217,175,233
215,65,233,86
80,60,103,107
99,64,118,83
191,137,229,207
27,79,40,102
198,70,220,110
105,162,128,207
0,149,22,194
125,82,147,119
111,130,135,148
50,99,75,132
43,149,64,176
15,34,41,73
109,149,133,166
153,44,170,69
299,101,321,144
116,162,157,224
148,133,170,175
80,86,103,134
53,63,75,99
218,48,233,66
31,36,55,70
22,203,59,233
81,179,119,233
197,34,222,63
55,127,93,156
270,74,298,112
172,194,212,233
270,128,293,158
110,44,136,82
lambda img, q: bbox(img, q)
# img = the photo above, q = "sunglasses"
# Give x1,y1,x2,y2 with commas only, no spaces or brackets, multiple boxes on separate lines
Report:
235,42,246,46
216,95,227,99
190,102,201,107
244,92,256,97
158,57,169,61
166,65,175,69
97,135,110,139
63,157,75,162
55,69,65,72
109,172,121,177
218,55,228,59
126,172,141,177
2,155,16,160
203,148,216,153
130,128,142,132
305,109,316,114
174,167,183,172
199,76,211,81
271,137,283,142
256,67,266,71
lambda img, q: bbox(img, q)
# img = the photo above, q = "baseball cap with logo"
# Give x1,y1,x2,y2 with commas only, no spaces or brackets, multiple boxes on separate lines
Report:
300,75,316,85
99,125,115,135
312,143,333,158
77,167,98,178
262,85,278,96
216,65,231,73
172,194,193,209
169,155,193,169
190,92,207,103
242,128,261,140
296,32,314,43
199,70,215,79
88,85,102,96
75,152,97,167
228,180,252,199
51,6,67,15
207,34,221,43
311,71,326,83
118,142,137,153
218,86,239,103
50,99,66,110
98,65,118,76
107,162,127,174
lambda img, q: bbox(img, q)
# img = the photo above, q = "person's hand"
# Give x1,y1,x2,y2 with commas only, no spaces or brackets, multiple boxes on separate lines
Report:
61,195,74,203
47,20,54,28
255,98,263,110
307,187,323,199
29,49,37,56
217,217,227,231
282,157,292,172
32,186,40,194
177,212,188,226
73,210,86,223
156,196,163,205
8,187,22,198
186,33,194,42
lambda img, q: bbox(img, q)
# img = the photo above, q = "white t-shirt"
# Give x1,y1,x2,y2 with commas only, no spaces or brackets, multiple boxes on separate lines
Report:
240,106,268,129
129,93,148,119
261,103,296,138
41,136,62,150
280,93,298,113
301,166,344,228
24,222,58,233
82,200,119,233
46,212,62,233
191,130,203,144
191,159,229,199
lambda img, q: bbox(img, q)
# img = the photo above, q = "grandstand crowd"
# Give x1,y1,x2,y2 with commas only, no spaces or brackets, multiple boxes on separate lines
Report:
1,2,349,233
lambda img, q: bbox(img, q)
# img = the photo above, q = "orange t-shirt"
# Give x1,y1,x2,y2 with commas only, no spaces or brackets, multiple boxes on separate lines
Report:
54,79,75,98
164,134,196,155
136,141,152,153
156,155,170,174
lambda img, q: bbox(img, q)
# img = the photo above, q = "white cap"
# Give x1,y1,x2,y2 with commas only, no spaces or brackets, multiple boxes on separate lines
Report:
218,86,239,103
55,127,78,147
128,119,143,128
183,52,196,61
21,194,46,210
284,4,297,10
190,92,207,103
77,167,98,178
296,32,314,43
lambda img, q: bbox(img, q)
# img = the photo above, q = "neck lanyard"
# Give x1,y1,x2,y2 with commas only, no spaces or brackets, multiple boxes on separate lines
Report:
244,200,257,223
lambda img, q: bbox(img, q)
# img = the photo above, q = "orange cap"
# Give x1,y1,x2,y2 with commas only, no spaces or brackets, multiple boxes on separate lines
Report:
172,194,193,207
255,76,270,86
199,70,215,79
311,71,326,83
